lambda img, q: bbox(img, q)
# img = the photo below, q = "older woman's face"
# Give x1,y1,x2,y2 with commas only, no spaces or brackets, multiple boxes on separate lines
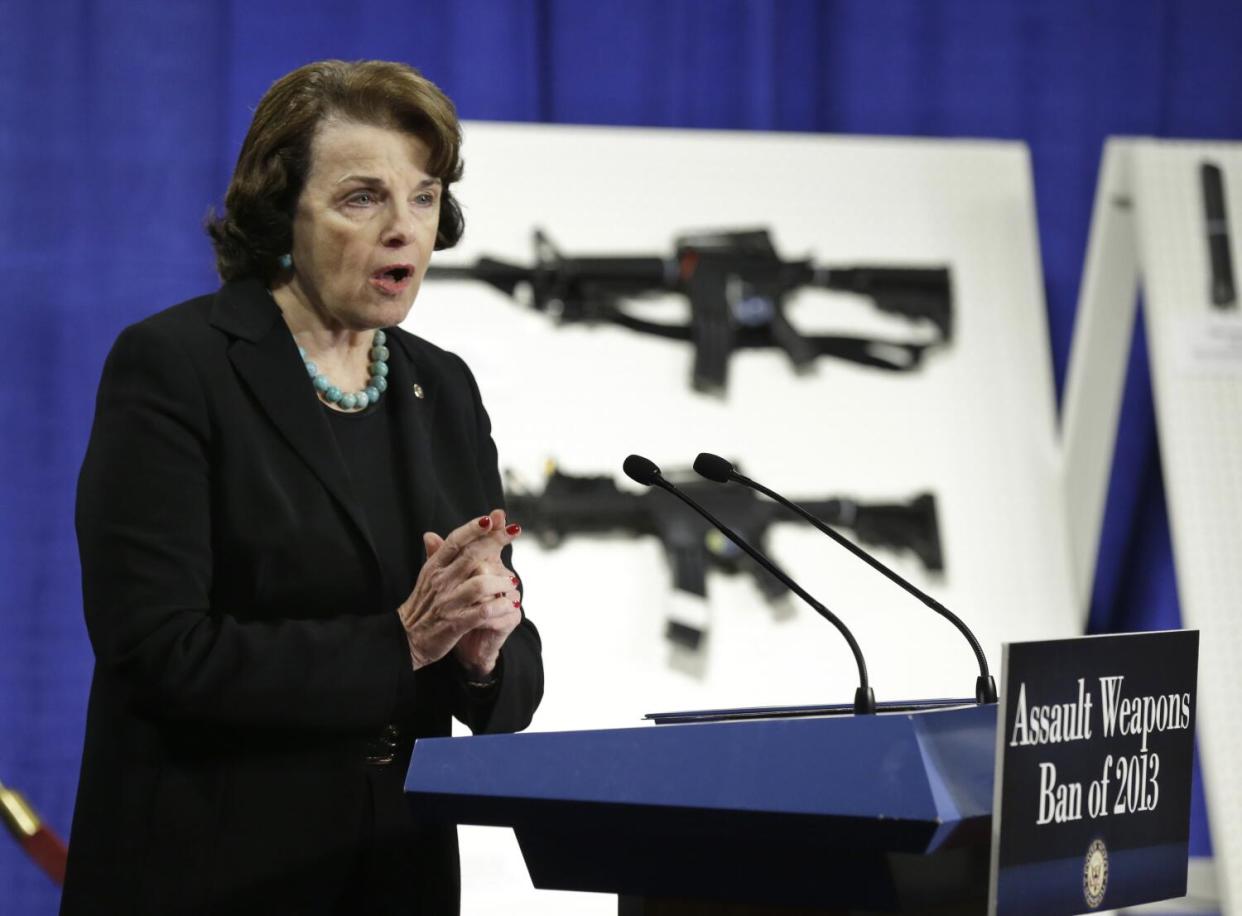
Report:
286,119,441,331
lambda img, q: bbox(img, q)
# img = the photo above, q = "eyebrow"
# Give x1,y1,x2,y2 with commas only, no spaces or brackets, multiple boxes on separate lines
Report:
335,174,442,188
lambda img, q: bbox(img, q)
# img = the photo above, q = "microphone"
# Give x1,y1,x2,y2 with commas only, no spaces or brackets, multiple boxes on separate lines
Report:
623,454,876,715
693,453,997,704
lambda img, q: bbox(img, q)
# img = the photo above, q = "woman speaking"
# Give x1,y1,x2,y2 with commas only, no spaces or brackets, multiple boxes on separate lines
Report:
62,60,543,915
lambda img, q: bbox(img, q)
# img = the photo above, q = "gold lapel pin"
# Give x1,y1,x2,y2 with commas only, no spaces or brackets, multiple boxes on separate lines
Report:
412,383,425,399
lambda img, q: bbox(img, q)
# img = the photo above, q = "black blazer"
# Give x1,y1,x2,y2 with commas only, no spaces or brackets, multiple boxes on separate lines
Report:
62,279,543,914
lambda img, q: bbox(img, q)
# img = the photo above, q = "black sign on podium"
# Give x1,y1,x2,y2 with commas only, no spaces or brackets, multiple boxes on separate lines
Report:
988,629,1199,915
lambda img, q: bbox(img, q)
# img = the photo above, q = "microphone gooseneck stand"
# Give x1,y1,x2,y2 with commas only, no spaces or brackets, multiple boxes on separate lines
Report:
692,452,997,705
623,454,877,715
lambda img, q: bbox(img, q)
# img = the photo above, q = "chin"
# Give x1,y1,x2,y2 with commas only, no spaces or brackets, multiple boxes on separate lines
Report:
391,297,418,328
388,289,421,327
366,296,417,330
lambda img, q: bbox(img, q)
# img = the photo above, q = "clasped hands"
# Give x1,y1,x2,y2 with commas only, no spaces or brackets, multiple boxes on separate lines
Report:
397,509,522,681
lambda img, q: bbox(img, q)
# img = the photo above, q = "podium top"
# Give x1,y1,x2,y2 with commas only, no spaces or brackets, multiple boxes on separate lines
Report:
408,702,996,854
644,696,978,723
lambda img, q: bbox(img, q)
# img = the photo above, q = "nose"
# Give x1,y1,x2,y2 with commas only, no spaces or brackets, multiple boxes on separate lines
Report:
380,201,415,249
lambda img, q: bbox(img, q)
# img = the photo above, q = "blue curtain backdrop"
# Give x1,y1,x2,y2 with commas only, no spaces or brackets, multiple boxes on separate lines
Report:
3,1,1239,909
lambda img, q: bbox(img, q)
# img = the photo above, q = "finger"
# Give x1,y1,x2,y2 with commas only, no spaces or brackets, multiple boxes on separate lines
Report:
464,600,521,635
469,513,523,551
423,531,444,559
474,563,514,600
437,561,513,598
429,510,507,566
478,559,518,589
468,604,523,636
451,573,519,607
461,519,524,563
499,572,520,597
464,596,513,631
441,534,516,581
478,560,512,579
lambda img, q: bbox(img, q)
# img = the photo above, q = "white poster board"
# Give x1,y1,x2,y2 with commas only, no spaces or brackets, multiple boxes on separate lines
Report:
404,122,1075,914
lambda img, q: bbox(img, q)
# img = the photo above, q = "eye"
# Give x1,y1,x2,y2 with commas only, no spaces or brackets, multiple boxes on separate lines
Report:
415,190,438,207
345,190,379,207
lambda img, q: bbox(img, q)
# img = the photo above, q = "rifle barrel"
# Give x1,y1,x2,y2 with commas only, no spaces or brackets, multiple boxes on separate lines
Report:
558,257,673,287
425,265,483,280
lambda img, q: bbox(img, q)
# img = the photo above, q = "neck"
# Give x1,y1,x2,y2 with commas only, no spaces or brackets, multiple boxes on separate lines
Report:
271,280,373,352
271,282,380,395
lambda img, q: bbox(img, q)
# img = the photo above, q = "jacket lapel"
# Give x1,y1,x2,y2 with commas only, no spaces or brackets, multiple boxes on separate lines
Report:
210,280,380,571
386,332,441,543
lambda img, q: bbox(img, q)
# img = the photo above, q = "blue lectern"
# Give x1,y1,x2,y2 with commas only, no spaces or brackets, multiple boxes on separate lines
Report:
406,703,996,914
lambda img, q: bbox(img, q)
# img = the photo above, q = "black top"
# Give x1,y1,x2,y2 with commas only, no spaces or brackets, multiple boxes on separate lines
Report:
326,395,419,617
326,392,439,913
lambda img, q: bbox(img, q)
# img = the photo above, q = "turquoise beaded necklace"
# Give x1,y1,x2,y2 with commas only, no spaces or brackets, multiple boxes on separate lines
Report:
298,329,390,411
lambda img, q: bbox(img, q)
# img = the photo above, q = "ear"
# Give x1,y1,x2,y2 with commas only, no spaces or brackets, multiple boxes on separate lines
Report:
423,531,445,558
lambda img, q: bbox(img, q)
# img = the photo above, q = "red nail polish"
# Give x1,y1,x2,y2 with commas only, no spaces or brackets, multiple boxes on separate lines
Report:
478,516,492,529
505,523,521,536
510,576,518,586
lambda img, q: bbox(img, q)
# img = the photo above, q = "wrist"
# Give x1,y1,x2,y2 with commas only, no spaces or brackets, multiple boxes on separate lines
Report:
464,662,496,686
461,653,501,689
406,632,428,671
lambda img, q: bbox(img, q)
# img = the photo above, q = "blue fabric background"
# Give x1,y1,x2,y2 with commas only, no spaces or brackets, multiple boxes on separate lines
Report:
3,1,1239,910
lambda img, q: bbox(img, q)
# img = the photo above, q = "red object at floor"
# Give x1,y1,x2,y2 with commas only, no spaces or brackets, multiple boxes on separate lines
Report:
1,780,68,886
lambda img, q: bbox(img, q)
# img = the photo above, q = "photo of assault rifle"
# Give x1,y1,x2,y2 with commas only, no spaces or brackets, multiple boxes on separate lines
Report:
506,464,944,650
428,229,953,395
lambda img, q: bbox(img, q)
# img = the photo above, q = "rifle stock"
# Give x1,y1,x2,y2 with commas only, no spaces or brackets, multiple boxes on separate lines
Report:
815,266,953,340
797,494,944,573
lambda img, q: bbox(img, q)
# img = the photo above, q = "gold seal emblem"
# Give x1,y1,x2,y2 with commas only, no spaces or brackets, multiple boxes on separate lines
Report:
1082,838,1109,909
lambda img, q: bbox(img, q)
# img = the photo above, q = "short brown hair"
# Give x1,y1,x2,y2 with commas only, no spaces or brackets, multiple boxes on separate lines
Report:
207,59,465,282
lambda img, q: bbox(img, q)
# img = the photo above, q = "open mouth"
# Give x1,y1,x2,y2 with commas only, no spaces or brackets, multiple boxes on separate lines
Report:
370,264,415,294
376,265,413,282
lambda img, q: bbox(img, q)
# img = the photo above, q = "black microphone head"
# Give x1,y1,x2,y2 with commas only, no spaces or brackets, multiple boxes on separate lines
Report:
623,454,663,487
693,452,734,483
